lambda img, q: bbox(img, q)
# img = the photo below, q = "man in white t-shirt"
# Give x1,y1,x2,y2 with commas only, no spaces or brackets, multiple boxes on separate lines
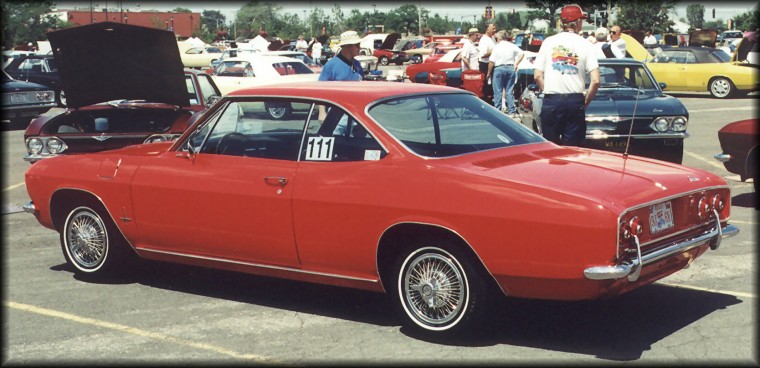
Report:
461,28,480,71
311,37,323,64
643,30,658,45
478,23,496,98
295,35,308,52
609,25,627,58
487,30,522,115
593,27,610,59
533,3,600,146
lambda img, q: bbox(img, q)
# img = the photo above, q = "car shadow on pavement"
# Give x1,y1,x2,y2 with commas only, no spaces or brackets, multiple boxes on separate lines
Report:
54,258,743,361
731,192,758,209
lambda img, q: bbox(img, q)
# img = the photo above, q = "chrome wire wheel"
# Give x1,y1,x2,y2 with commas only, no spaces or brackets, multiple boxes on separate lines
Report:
709,77,733,98
64,207,108,271
399,247,468,330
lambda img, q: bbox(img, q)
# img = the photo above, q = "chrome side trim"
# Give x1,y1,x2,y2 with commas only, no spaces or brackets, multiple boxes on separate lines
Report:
23,201,36,214
136,247,379,284
585,221,739,280
585,132,688,140
713,153,731,163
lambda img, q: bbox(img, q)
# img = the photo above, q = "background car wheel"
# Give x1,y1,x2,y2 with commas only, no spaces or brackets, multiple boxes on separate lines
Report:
392,241,490,334
709,77,735,99
60,202,132,277
379,56,389,66
56,90,67,107
264,102,292,120
411,55,422,64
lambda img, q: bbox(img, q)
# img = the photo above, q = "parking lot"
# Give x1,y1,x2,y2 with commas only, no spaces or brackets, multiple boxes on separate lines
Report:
2,91,757,364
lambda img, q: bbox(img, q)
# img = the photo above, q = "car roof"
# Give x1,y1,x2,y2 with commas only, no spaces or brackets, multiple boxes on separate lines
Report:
227,81,466,107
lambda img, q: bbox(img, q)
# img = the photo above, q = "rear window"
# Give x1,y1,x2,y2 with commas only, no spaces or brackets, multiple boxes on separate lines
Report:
271,61,314,75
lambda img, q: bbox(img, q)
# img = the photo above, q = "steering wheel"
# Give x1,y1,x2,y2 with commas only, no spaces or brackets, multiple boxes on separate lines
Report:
216,132,248,155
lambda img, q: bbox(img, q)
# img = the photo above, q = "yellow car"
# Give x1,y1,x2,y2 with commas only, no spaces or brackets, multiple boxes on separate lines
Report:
624,33,758,98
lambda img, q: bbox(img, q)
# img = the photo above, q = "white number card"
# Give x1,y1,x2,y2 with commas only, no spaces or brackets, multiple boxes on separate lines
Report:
306,136,334,161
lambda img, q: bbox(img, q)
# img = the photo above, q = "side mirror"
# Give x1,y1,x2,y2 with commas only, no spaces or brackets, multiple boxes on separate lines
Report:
527,83,539,92
659,82,667,90
206,95,221,107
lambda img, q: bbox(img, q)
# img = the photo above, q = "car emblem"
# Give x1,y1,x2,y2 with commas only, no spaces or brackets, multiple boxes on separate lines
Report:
93,134,111,141
688,176,700,182
653,108,663,112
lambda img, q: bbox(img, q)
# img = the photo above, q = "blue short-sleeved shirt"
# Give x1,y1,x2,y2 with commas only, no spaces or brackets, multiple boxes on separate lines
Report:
318,54,364,81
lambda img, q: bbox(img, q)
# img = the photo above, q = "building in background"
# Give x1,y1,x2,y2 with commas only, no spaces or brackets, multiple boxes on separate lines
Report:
50,9,200,38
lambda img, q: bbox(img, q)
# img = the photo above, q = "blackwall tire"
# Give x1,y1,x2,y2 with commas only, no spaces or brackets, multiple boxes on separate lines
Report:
709,77,735,99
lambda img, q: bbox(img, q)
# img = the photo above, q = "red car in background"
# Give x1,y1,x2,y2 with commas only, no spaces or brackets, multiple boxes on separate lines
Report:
424,44,461,63
715,118,759,192
372,33,409,66
23,22,221,163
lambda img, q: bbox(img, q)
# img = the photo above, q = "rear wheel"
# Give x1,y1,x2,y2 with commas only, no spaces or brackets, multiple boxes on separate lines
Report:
709,77,735,99
379,56,389,66
392,241,489,334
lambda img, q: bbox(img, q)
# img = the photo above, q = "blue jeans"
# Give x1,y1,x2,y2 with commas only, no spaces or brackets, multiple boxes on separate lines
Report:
539,94,586,146
492,65,516,113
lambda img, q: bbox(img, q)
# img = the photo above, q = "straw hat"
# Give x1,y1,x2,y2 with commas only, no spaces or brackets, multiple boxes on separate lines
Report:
338,30,361,46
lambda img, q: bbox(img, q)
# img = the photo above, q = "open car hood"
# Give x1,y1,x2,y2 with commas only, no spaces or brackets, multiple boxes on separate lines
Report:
379,33,401,50
688,29,717,48
47,22,188,108
732,34,758,64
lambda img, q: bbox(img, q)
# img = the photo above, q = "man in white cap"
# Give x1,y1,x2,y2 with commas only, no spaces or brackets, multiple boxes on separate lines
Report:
461,27,480,71
319,30,364,81
521,29,532,50
533,3,599,147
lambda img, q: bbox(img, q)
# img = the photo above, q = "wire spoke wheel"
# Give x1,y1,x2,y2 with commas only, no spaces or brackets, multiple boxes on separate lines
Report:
399,247,469,330
64,208,108,270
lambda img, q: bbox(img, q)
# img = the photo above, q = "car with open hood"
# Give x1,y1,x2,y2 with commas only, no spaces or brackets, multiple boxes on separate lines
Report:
23,81,738,336
22,22,221,163
372,33,409,66
624,31,758,98
519,58,688,164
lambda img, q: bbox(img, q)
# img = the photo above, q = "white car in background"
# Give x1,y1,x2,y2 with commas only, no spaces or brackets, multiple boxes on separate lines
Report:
211,55,319,95
179,44,224,68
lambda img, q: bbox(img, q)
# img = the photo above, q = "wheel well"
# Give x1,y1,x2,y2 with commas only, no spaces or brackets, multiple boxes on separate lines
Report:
746,144,759,180
376,223,494,293
707,75,732,90
49,189,106,232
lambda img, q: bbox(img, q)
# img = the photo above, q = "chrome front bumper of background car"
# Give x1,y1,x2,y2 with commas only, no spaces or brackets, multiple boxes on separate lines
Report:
584,215,739,282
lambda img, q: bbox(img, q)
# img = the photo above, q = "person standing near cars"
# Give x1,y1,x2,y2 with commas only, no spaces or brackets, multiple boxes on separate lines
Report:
609,25,627,58
319,30,363,81
311,36,323,65
478,23,497,99
533,3,600,147
487,30,522,117
643,30,658,45
461,28,480,71
295,34,309,52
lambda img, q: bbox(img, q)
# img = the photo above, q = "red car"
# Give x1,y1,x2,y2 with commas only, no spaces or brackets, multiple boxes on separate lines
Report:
424,44,461,63
24,81,738,335
372,33,409,66
715,118,759,192
23,22,221,163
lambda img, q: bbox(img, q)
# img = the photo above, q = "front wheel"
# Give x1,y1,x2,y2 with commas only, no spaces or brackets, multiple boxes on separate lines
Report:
379,56,389,66
709,77,735,99
61,204,131,277
393,243,488,333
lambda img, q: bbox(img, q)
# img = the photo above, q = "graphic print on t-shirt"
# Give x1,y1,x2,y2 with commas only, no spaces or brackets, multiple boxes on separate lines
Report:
551,45,579,74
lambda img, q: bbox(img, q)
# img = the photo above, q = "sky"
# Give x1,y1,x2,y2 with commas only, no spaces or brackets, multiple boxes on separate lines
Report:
56,1,758,24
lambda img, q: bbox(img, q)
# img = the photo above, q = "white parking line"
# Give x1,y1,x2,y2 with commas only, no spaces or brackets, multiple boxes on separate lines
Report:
4,300,276,362
684,151,728,171
657,282,756,299
3,182,25,192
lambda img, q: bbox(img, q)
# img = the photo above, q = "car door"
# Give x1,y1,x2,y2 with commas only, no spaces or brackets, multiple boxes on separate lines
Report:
648,50,688,90
129,99,312,267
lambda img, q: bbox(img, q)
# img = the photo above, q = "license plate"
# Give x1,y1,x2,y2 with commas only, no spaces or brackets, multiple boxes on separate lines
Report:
604,140,627,149
649,201,674,234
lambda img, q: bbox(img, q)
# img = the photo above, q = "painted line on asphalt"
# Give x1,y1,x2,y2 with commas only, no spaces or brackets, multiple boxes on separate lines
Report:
3,182,25,192
730,219,755,225
684,151,727,171
657,282,756,299
687,106,754,113
4,300,276,363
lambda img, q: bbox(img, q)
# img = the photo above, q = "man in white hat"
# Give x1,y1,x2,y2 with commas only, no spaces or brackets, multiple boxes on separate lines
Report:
319,30,364,81
521,29,532,50
461,27,480,71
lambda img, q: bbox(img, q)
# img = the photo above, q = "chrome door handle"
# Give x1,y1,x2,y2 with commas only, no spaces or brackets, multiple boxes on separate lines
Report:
264,176,288,186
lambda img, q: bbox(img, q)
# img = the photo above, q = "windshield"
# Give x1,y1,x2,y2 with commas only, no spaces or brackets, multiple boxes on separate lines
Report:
711,50,731,62
589,64,658,90
368,93,544,157
271,61,314,75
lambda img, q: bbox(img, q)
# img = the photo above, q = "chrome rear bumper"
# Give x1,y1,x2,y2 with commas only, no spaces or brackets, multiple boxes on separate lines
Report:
584,218,739,281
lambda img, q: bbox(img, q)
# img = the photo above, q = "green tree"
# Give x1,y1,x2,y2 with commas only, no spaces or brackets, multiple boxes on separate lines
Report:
331,4,345,33
703,19,726,33
172,7,192,13
686,3,705,30
616,0,676,34
202,10,226,33
387,4,422,35
426,13,454,34
525,0,566,29
734,9,759,31
1,0,70,49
